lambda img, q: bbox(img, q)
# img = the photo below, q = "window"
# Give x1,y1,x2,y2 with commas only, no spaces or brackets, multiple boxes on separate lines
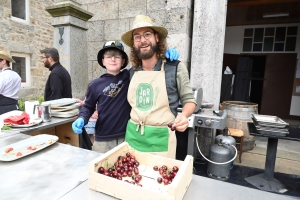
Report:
243,26,298,52
11,0,30,23
10,53,31,86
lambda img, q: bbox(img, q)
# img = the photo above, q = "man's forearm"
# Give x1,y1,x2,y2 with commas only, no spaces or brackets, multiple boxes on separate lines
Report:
181,102,196,117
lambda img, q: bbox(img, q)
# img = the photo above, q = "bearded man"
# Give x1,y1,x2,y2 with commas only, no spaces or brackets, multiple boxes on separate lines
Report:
121,15,196,159
40,48,72,101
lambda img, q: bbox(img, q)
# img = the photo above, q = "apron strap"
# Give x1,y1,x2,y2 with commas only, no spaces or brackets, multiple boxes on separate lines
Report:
136,121,145,135
161,59,166,71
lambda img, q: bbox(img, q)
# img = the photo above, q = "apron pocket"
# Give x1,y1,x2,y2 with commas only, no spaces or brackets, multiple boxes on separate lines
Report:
125,121,169,152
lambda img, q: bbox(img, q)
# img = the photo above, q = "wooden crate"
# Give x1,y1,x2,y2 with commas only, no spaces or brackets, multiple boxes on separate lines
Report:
89,142,193,200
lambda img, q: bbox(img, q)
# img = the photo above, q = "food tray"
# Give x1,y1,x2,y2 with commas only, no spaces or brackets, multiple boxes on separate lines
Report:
252,119,289,136
0,134,58,161
89,142,193,200
43,98,77,108
252,114,288,128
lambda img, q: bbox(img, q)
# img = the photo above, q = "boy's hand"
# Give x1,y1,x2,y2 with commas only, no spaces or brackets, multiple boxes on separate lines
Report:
72,118,84,134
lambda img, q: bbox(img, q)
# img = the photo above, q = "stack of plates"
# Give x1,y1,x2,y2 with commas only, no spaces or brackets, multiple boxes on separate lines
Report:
251,114,289,136
43,98,81,118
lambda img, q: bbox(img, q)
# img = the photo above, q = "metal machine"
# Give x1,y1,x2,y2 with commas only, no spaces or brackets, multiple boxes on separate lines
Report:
176,88,227,160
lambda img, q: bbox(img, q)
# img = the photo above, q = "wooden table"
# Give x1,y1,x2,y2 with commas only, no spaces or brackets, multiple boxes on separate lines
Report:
245,122,300,193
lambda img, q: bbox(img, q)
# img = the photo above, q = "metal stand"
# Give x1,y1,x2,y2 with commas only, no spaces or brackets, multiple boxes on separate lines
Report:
244,138,287,193
187,127,195,156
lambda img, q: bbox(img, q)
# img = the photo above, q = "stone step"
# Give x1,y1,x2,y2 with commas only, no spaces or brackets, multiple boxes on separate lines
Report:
233,147,300,176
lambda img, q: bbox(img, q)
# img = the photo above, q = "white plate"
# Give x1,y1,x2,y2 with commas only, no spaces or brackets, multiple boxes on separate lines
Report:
43,98,77,108
51,109,79,118
0,110,24,119
51,103,81,112
0,134,58,161
11,118,43,128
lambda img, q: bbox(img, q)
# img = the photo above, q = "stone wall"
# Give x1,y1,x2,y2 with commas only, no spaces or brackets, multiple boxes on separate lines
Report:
0,0,193,100
0,0,55,100
78,0,193,82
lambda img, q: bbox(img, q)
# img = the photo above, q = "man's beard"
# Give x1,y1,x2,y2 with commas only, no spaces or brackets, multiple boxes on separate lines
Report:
44,60,51,69
134,42,158,60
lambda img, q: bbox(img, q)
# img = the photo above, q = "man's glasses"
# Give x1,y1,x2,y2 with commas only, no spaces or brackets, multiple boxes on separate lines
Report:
40,56,48,59
103,41,124,50
103,55,122,60
133,32,154,42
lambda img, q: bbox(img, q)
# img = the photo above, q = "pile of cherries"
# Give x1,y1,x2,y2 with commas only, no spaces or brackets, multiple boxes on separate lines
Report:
153,165,179,185
97,152,143,186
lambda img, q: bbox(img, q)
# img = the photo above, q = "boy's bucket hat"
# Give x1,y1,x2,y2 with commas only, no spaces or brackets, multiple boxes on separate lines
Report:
97,41,128,69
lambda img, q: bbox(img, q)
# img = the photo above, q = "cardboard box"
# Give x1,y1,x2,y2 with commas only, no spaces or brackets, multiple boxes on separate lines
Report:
89,142,193,200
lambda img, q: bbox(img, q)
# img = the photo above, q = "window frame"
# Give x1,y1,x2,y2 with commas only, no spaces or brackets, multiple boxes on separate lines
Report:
242,25,298,53
11,0,30,24
10,52,31,87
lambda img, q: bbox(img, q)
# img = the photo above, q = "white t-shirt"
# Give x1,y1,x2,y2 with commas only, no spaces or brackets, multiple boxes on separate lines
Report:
0,68,21,100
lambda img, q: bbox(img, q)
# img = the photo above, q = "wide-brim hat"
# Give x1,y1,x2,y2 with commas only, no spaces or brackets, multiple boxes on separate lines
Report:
97,41,128,69
0,51,15,63
121,15,168,47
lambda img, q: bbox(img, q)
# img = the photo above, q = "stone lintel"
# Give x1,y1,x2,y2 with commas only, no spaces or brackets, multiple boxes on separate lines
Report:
45,3,93,21
52,16,88,30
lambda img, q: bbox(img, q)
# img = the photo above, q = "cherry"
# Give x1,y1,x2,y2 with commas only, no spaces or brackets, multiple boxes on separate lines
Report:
164,178,169,185
153,166,158,171
98,167,105,174
126,152,131,157
137,175,142,180
162,165,167,171
172,166,179,172
127,171,133,177
157,177,163,184
134,177,140,183
167,123,173,128
134,167,139,175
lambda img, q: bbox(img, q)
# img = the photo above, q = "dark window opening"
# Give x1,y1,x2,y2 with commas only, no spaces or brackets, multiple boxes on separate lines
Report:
11,0,26,20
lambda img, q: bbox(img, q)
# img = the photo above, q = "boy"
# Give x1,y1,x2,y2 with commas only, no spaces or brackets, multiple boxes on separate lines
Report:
72,41,131,153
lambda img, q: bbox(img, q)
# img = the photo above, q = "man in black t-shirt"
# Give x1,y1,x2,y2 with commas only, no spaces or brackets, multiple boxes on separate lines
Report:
40,48,72,101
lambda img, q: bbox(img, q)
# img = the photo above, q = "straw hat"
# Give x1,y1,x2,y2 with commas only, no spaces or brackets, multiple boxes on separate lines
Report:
0,51,15,63
121,15,168,47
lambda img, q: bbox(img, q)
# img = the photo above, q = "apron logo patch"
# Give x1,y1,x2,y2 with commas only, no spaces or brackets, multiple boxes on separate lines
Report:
136,83,153,111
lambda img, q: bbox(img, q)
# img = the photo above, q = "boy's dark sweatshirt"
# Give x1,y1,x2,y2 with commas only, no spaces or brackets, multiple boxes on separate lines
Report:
78,69,131,141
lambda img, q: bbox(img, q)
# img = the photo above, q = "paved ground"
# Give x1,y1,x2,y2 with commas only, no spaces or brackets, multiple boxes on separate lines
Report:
234,127,300,176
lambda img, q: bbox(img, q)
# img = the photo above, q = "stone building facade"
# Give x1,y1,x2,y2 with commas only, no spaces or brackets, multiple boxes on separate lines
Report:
1,0,225,110
0,0,55,99
1,0,195,101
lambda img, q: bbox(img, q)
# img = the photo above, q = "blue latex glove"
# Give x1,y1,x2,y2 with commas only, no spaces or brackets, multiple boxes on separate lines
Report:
72,118,84,134
165,48,180,61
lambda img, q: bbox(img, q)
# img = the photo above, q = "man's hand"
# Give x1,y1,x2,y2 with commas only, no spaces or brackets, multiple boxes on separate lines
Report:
165,48,180,61
72,118,84,134
173,113,189,132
